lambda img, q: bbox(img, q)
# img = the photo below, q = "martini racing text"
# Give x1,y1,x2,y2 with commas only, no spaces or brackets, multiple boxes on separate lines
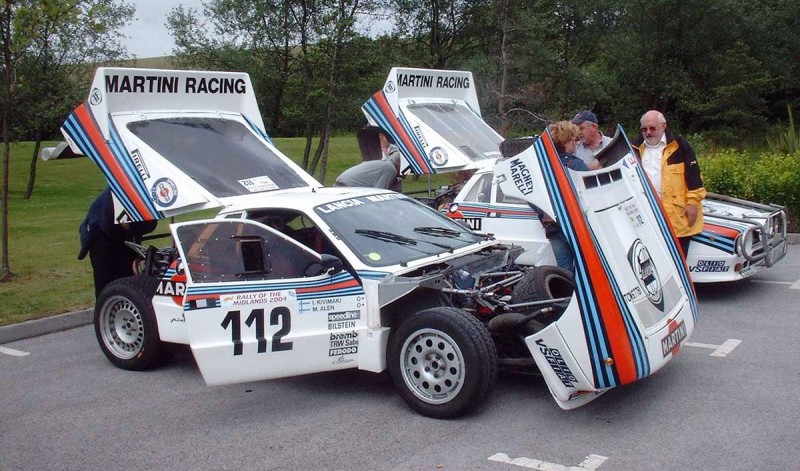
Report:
105,74,247,95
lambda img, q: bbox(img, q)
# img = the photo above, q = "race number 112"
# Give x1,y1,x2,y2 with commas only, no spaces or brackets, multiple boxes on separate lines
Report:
220,308,293,356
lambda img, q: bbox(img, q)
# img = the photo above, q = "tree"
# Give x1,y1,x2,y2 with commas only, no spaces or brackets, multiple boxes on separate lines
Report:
0,0,134,281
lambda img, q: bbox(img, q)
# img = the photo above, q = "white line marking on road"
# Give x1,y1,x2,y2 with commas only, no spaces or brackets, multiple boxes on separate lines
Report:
685,339,742,357
0,346,30,357
751,279,800,289
488,452,608,471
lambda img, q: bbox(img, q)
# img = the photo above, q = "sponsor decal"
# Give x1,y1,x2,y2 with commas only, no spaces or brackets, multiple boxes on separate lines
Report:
332,355,355,365
151,178,178,207
429,147,448,166
170,314,186,323
104,74,246,95
627,239,664,311
329,332,358,356
509,158,534,195
413,125,427,148
623,201,644,227
327,310,360,322
130,149,150,180
115,209,134,225
220,290,294,307
622,285,644,303
690,260,730,273
316,193,405,214
396,73,470,89
238,175,279,193
156,279,186,305
384,80,396,94
89,88,102,106
661,320,687,357
535,339,577,388
462,217,482,231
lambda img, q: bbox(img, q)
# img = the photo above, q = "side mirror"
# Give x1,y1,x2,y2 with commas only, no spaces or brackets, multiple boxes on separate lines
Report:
305,253,343,277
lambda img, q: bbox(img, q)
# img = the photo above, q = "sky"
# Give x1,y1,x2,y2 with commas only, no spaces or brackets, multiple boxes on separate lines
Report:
120,0,205,58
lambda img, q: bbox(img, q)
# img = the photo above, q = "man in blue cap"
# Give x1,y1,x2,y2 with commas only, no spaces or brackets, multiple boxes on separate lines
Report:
571,110,612,169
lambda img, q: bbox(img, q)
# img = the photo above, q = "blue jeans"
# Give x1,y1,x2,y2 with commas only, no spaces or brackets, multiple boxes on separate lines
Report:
548,231,575,275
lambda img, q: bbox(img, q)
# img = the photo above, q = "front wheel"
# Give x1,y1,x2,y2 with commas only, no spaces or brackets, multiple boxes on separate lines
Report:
94,276,169,371
388,307,497,419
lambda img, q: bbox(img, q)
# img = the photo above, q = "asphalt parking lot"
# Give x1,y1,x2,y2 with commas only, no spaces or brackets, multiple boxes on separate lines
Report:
1,243,798,471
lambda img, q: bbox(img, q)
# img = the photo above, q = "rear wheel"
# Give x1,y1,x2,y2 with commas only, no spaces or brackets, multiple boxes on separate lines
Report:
388,307,497,419
512,266,574,307
94,276,169,371
511,266,574,334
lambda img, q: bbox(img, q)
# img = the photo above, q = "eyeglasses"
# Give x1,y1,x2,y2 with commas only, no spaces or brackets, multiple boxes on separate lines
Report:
640,125,661,133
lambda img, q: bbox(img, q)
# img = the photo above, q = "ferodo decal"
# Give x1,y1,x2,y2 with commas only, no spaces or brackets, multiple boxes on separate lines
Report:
429,147,448,166
690,260,730,273
627,239,664,311
151,177,178,207
329,332,358,357
535,339,577,388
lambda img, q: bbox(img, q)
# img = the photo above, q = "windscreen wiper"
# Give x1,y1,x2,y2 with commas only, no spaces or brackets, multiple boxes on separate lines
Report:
413,226,463,238
355,229,417,245
356,228,454,252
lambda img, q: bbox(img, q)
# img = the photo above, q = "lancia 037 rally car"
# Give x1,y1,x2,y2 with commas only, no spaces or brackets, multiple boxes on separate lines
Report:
360,67,789,282
59,67,697,418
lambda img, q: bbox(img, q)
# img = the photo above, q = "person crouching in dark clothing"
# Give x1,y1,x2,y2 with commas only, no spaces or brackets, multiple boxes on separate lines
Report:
78,188,157,298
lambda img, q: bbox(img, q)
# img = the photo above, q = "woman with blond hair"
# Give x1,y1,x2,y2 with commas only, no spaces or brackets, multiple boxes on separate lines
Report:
539,121,588,275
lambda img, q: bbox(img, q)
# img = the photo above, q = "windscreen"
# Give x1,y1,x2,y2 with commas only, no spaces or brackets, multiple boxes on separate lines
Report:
315,194,484,267
127,117,308,198
404,102,502,162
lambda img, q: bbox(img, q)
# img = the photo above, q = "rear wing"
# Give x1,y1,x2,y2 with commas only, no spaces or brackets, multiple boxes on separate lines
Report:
361,67,503,175
58,68,319,223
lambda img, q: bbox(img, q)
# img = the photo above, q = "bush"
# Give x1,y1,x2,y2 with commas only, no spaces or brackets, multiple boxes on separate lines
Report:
699,150,800,232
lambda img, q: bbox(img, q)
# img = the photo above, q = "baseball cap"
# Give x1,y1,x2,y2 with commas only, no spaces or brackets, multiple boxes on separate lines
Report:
571,110,597,124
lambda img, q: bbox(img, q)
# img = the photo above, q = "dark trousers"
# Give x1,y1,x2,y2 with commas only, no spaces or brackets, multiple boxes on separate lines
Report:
89,231,137,298
678,236,692,260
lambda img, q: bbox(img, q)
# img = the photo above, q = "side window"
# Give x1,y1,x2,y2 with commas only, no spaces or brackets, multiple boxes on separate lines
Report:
463,173,492,203
176,221,320,283
496,184,526,204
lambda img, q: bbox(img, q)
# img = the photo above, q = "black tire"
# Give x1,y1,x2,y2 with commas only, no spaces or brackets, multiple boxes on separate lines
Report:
388,307,498,419
94,275,169,371
511,266,575,308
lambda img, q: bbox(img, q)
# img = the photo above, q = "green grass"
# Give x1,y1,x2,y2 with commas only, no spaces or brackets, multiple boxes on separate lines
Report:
0,136,449,326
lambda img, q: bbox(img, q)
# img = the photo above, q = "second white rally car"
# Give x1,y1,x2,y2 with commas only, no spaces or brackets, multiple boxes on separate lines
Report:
360,67,789,282
60,67,697,418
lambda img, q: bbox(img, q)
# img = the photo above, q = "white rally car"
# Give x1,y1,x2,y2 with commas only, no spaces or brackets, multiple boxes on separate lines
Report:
60,67,697,418
361,67,789,281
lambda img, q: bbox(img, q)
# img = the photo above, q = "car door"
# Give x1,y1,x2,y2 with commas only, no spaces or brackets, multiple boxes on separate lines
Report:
171,219,367,386
455,172,553,266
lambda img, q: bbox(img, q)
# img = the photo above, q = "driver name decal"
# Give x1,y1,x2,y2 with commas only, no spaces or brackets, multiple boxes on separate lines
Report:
509,158,534,195
104,74,247,95
627,239,664,311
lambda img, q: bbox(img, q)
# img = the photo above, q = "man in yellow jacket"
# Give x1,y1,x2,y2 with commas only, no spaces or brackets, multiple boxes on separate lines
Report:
635,110,706,258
